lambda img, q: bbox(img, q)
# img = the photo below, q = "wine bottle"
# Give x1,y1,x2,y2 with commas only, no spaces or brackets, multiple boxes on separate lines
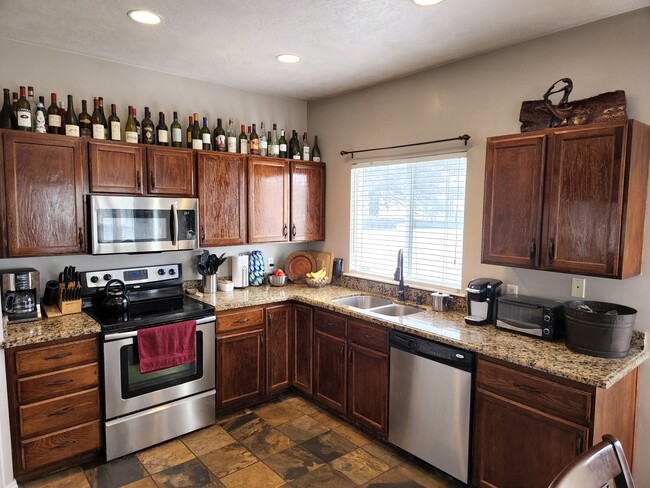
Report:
171,111,182,147
302,132,310,161
78,100,92,137
58,101,66,132
98,97,108,135
15,87,32,131
108,103,121,141
214,118,226,151
278,129,288,158
290,130,301,160
191,113,202,150
28,86,36,131
134,108,141,143
11,91,18,129
226,118,237,153
201,117,211,150
125,106,138,143
186,116,193,148
35,99,47,133
239,124,248,154
47,93,61,134
250,123,259,155
156,112,169,146
91,98,105,139
142,107,155,144
312,135,321,162
259,122,267,156
65,95,79,137
270,124,279,157
0,89,12,129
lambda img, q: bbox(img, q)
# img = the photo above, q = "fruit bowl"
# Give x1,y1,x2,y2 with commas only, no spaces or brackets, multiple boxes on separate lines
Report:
268,275,287,287
305,276,328,288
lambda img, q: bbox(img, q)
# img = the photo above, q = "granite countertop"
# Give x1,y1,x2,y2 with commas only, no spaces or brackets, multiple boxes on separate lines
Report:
2,284,647,389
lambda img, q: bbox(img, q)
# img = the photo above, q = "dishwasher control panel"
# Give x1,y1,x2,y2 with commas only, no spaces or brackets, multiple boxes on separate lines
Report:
391,331,474,372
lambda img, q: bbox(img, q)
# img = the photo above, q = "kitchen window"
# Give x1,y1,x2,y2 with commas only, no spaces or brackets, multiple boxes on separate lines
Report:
349,152,467,290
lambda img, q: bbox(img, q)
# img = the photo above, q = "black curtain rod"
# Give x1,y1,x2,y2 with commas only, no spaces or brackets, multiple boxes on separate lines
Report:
340,134,471,159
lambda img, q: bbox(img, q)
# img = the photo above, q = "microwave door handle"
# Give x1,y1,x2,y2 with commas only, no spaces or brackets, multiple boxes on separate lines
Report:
171,202,179,246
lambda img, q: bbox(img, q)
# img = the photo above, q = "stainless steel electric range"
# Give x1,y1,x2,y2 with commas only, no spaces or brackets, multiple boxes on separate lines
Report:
81,263,216,461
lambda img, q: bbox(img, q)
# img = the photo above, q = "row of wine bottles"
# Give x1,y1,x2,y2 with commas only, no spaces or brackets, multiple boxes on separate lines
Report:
0,86,322,161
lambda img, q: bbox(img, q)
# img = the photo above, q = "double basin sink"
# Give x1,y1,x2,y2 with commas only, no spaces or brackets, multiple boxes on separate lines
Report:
331,295,423,317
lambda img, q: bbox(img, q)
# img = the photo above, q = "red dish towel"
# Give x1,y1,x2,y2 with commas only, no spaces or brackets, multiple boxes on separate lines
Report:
137,320,197,374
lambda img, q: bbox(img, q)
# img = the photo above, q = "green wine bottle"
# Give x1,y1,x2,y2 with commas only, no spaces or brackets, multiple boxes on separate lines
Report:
214,118,226,151
142,107,155,144
108,103,121,141
47,92,61,134
15,86,32,131
0,89,12,129
186,116,193,148
171,111,182,147
78,100,92,137
191,113,202,149
156,112,169,146
278,129,288,158
312,135,321,162
239,124,248,154
201,117,211,150
250,123,259,155
91,98,105,139
134,108,141,143
98,97,108,136
64,95,79,137
125,106,138,144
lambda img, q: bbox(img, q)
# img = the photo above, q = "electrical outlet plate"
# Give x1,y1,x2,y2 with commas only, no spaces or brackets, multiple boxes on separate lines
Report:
506,284,518,296
571,277,586,298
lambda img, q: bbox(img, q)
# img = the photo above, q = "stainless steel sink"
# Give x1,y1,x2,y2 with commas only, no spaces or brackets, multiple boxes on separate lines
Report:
331,295,393,309
369,304,423,317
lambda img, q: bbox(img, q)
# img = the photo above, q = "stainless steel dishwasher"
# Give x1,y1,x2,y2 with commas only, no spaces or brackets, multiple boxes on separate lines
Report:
389,330,474,484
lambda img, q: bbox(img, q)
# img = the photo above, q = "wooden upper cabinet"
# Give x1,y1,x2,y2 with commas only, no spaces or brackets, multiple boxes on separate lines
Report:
146,146,195,197
481,120,650,279
482,134,545,268
248,157,290,243
290,161,325,242
88,141,145,194
3,132,85,256
197,152,246,246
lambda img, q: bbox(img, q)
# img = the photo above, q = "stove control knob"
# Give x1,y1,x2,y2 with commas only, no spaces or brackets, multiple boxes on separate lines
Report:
90,276,99,284
158,269,166,275
103,274,112,281
168,268,176,276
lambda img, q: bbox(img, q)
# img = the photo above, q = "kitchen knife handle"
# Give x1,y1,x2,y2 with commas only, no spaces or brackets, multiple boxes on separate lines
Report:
78,227,84,249
151,171,156,189
136,170,142,190
292,224,297,238
529,238,536,265
283,224,288,238
201,225,206,242
548,238,555,265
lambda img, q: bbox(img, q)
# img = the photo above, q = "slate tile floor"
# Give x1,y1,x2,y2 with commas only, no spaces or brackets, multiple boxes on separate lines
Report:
21,395,464,488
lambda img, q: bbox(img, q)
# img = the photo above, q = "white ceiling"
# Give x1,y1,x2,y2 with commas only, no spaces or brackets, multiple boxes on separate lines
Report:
1,0,649,101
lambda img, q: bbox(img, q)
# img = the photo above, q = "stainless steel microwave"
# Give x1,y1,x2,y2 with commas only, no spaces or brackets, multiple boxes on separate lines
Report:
88,195,199,255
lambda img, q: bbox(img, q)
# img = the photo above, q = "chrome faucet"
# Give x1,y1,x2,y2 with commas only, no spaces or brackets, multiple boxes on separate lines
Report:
394,249,407,301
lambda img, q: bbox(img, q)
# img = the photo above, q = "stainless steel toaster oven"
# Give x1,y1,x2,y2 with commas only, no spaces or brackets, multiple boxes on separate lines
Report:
496,295,565,340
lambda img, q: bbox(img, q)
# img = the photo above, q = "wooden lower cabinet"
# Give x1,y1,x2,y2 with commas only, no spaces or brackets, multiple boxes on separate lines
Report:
347,342,388,435
314,327,347,414
265,304,291,395
292,304,313,395
5,336,102,482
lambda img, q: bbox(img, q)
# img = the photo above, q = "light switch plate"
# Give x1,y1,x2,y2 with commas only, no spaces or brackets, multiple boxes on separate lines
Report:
571,277,586,298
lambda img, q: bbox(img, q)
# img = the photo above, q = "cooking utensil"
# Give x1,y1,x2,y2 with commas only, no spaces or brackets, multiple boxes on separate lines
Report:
102,279,130,314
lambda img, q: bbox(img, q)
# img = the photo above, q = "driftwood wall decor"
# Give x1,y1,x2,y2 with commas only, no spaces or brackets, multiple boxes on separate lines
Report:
519,78,628,132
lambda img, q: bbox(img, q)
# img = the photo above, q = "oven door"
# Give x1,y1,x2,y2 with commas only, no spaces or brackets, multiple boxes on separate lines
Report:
89,195,199,255
103,316,215,420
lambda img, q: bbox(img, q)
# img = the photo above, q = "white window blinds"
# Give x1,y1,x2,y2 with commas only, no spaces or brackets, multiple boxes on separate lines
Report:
349,152,467,290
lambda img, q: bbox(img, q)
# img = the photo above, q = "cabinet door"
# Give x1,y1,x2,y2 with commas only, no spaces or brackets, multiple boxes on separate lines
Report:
216,328,263,410
197,152,246,246
314,330,346,414
473,389,588,488
290,161,325,242
146,146,195,196
3,132,85,256
265,304,291,395
348,343,388,435
88,141,145,194
292,304,313,395
248,157,289,243
482,134,546,268
542,125,626,276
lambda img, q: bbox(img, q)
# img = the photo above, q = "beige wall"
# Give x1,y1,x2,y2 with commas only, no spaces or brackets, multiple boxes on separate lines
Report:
309,8,650,484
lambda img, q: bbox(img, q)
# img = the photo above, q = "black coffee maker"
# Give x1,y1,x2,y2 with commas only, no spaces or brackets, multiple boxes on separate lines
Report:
465,278,502,326
1,268,41,323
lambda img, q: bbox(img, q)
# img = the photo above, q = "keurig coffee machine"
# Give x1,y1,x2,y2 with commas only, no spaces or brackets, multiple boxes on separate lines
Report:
1,268,41,323
465,278,502,325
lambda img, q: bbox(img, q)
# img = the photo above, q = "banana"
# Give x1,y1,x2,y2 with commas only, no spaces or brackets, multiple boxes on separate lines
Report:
306,268,326,280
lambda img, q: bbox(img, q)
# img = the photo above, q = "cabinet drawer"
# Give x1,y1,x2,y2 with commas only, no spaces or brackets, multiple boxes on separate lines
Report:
18,363,99,404
21,420,101,471
20,388,100,438
348,320,388,352
15,338,98,376
314,309,347,338
477,359,592,424
217,308,264,332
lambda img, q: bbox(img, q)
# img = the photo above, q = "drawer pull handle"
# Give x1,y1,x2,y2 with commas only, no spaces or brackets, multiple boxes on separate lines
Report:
515,383,540,395
340,345,345,362
233,318,250,324
44,352,72,361
548,238,555,265
529,238,536,265
327,322,335,327
362,333,373,339
348,347,352,363
151,171,156,189
48,406,75,417
53,440,76,450
47,379,74,387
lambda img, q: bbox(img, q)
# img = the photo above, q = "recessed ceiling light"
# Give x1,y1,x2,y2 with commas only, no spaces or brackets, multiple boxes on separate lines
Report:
276,54,300,64
412,0,445,5
127,9,162,25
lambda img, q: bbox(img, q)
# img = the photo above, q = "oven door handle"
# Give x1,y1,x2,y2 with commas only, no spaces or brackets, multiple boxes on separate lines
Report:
103,315,216,341
171,201,179,247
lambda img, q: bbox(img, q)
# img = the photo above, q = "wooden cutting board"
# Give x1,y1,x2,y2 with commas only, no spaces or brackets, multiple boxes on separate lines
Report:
309,250,335,284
